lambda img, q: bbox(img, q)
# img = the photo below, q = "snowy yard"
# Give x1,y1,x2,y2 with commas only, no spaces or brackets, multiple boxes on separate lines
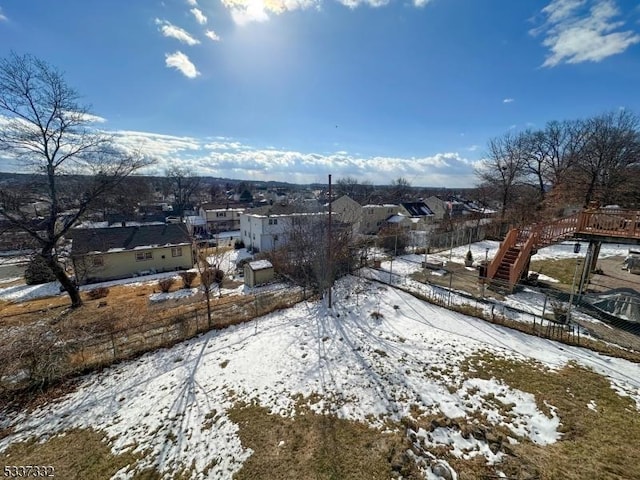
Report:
2,275,639,479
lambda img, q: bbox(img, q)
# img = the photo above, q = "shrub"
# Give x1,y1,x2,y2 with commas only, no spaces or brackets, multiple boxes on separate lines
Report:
234,240,245,250
24,255,57,285
179,271,197,288
87,287,109,300
201,268,224,288
158,277,176,293
465,250,474,262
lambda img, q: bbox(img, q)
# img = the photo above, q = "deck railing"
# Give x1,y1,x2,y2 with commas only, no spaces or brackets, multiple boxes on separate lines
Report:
488,208,640,289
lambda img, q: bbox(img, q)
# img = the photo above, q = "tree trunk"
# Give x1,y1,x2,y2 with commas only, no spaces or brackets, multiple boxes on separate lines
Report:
42,248,82,308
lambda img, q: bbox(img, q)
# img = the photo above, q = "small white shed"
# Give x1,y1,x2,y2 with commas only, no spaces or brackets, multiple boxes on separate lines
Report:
244,260,274,287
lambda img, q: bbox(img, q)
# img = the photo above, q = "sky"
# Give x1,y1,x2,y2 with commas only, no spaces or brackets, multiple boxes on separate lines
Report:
0,0,639,188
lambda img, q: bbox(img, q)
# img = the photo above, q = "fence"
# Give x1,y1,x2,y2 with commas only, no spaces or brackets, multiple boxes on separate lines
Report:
361,262,599,348
0,285,307,393
409,224,491,252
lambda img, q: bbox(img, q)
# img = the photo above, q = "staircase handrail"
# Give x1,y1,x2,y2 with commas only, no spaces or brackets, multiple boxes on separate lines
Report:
509,227,539,285
487,228,518,280
535,213,580,248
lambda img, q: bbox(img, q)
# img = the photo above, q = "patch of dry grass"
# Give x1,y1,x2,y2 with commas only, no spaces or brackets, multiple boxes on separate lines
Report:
530,258,579,288
0,428,158,479
460,353,640,480
228,402,422,480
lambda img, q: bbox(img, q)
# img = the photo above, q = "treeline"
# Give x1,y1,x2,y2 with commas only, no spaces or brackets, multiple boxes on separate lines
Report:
476,110,640,226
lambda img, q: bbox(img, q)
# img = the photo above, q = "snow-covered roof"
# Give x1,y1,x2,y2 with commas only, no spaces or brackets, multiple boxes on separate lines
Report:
248,260,273,271
387,214,408,223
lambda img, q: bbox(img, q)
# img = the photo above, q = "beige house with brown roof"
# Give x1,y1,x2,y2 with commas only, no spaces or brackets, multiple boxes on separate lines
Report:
71,224,194,284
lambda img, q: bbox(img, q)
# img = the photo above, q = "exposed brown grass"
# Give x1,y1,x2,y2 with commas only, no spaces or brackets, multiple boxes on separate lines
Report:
459,353,640,480
0,428,151,479
530,258,581,289
228,402,422,480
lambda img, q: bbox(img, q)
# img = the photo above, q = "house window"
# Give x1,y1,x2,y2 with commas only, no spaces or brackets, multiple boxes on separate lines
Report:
171,247,183,257
135,251,153,261
92,255,104,267
269,218,278,225
216,212,226,217
273,235,279,241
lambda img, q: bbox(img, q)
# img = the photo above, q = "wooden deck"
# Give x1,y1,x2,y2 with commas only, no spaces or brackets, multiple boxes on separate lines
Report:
487,208,640,291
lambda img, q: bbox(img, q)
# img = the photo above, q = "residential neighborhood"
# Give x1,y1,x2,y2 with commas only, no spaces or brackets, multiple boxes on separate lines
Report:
2,2,640,479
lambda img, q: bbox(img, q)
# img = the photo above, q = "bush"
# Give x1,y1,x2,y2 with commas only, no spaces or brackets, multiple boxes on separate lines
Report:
179,271,197,288
201,268,224,288
24,255,57,285
158,277,176,293
87,287,109,300
234,240,245,250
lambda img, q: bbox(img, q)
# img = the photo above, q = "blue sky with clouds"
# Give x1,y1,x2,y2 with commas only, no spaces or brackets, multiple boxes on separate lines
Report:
0,0,639,187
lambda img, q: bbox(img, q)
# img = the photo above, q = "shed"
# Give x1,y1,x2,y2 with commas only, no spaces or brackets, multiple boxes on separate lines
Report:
244,260,274,287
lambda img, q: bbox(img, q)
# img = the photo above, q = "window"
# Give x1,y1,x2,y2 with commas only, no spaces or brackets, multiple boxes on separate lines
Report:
135,251,153,261
171,247,183,257
92,255,104,266
269,218,278,225
216,212,226,217
273,235,278,241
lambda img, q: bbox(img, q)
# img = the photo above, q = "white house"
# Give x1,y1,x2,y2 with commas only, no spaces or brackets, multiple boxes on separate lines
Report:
198,206,245,233
240,211,329,253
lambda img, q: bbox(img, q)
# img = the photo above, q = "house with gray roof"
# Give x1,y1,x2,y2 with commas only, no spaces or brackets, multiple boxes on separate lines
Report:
70,224,193,284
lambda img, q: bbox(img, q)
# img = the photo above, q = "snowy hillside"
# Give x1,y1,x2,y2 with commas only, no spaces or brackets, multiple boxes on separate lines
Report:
1,276,639,479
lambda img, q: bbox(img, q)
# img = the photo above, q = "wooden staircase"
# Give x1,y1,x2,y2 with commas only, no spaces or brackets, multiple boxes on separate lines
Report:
486,207,640,292
487,214,581,292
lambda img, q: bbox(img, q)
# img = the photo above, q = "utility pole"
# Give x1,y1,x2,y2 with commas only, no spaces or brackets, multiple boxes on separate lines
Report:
328,174,332,308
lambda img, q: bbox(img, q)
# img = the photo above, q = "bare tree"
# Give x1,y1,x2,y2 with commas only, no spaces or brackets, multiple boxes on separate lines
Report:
0,53,151,307
576,110,640,206
476,132,527,226
165,166,201,219
193,241,225,327
390,177,412,201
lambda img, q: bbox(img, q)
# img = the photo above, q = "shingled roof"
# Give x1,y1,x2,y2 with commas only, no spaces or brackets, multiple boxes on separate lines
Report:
400,202,435,217
71,224,191,255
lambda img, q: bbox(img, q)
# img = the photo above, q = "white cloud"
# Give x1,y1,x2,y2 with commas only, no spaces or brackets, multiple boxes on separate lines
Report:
190,8,207,25
108,130,476,186
413,0,434,7
165,51,200,78
222,0,270,25
220,0,413,25
155,18,200,46
0,7,7,21
503,98,515,103
534,0,640,67
205,30,221,41
0,122,476,186
186,0,198,5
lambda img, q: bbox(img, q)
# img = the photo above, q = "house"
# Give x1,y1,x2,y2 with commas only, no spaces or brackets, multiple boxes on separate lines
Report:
399,202,435,225
240,211,330,253
198,205,245,234
71,224,193,284
331,195,363,233
244,260,274,287
360,203,401,234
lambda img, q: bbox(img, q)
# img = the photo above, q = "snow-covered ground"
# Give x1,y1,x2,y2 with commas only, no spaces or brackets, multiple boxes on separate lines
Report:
0,249,258,303
2,276,639,479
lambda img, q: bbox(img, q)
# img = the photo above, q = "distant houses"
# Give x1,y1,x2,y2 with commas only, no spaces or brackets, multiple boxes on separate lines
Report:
331,195,435,235
71,224,193,284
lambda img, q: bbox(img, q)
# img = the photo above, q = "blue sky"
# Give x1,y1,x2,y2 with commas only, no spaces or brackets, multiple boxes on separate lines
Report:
0,0,639,187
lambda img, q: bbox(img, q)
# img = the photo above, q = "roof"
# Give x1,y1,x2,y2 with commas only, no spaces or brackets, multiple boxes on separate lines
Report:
248,260,273,271
401,202,435,217
71,224,191,255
